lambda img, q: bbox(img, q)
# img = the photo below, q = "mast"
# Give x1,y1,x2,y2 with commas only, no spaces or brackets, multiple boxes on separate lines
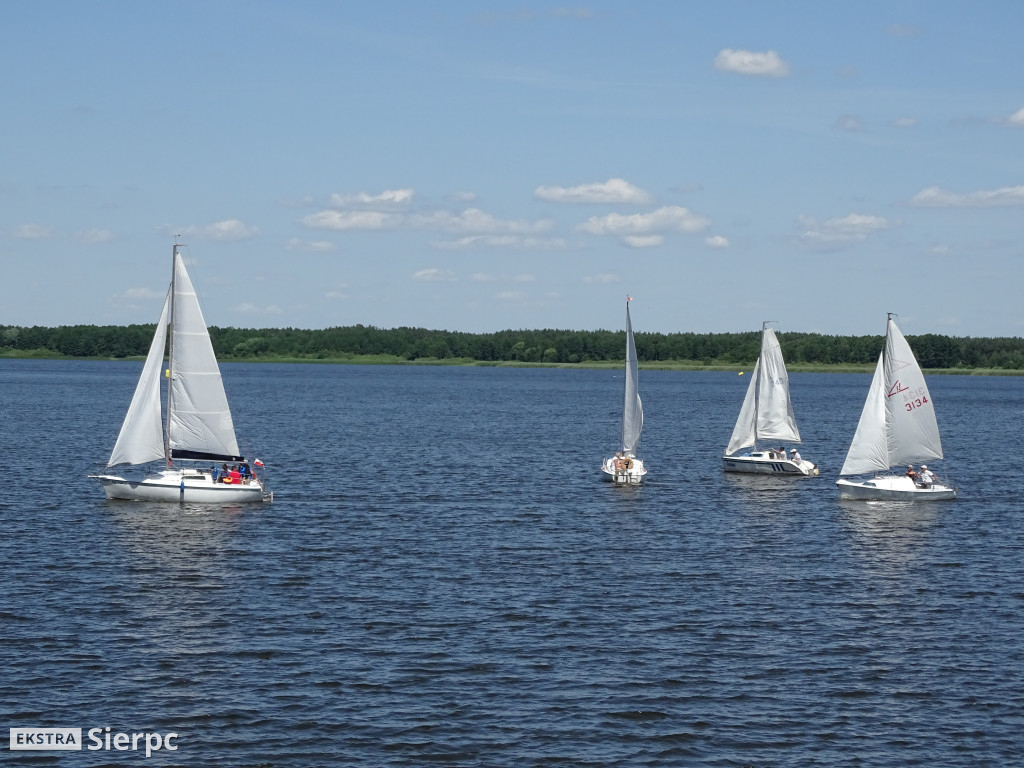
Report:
164,241,179,466
752,321,766,450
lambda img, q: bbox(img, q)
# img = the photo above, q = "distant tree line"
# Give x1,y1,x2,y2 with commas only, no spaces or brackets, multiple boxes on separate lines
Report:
2,323,1024,369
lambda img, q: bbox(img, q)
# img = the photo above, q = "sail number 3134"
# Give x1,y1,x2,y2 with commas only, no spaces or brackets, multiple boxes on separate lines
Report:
905,395,929,412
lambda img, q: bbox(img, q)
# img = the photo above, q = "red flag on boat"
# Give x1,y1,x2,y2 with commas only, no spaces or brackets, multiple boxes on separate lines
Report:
253,459,264,467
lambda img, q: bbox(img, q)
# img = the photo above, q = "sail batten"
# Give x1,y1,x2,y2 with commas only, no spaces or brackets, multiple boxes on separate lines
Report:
840,317,943,476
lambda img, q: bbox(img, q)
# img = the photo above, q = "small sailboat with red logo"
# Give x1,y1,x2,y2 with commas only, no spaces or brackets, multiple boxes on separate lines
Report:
836,313,956,501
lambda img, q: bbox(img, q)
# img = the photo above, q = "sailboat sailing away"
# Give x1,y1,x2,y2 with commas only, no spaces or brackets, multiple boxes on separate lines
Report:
91,244,272,503
836,314,956,501
602,297,646,484
723,323,818,476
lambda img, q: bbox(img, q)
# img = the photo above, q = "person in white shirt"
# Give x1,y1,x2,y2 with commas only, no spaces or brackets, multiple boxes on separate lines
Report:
919,465,936,487
789,448,801,462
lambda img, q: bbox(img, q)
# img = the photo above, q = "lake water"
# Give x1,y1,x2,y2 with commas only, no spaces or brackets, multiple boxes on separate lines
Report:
1,359,1022,766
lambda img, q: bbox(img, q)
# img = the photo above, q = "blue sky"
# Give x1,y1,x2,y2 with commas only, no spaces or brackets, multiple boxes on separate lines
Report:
3,1,1023,337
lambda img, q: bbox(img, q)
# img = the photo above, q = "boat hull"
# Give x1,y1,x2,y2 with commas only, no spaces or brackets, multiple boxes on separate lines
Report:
92,468,271,503
601,458,647,485
836,475,956,501
723,452,818,476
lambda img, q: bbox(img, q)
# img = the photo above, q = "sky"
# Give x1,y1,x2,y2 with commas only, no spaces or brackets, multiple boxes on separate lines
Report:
2,1,1023,337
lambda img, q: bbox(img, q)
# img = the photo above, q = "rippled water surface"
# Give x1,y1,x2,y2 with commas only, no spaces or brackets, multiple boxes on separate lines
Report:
2,360,1022,766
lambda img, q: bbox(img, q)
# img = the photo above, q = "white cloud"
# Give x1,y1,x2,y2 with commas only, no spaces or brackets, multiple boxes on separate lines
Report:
714,49,790,77
512,273,536,283
798,213,893,245
893,117,918,128
328,188,413,208
1008,107,1024,127
495,290,526,301
534,177,652,204
583,273,621,284
910,185,1024,208
13,223,50,239
413,268,457,282
833,114,865,132
409,208,553,234
577,205,710,236
450,191,478,203
77,228,115,244
623,235,663,248
301,210,401,230
285,238,336,252
324,290,349,300
705,235,730,249
183,219,260,241
432,234,567,250
124,287,164,300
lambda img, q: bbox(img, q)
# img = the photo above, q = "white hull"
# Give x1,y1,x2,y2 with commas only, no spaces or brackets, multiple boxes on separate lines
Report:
92,468,271,503
723,451,818,476
837,474,956,501
601,458,647,485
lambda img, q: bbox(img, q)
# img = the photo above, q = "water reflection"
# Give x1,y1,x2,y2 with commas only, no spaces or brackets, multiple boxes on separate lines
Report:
838,500,939,570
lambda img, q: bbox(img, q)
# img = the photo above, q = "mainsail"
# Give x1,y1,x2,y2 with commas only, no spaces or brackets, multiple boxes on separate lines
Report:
840,316,943,475
620,299,643,457
726,325,801,455
167,249,242,462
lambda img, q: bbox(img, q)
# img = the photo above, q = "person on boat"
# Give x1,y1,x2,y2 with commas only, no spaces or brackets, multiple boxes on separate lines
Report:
613,452,627,471
239,463,251,483
776,446,786,459
220,463,231,483
789,448,801,462
229,465,242,484
211,465,220,482
905,465,918,482
919,465,936,487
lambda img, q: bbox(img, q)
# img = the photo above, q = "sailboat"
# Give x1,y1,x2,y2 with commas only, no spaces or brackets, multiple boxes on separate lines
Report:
91,244,272,503
836,314,956,501
723,322,818,476
601,297,646,484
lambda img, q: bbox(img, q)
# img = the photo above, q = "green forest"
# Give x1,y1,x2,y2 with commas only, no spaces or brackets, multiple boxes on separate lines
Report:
3,323,1024,371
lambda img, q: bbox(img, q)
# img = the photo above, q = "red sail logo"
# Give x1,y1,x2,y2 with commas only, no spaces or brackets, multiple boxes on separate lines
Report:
887,380,908,398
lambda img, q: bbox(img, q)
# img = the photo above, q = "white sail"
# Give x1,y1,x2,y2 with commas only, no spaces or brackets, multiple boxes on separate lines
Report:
840,317,943,476
107,289,171,466
725,326,800,455
726,358,759,455
620,300,643,457
167,250,241,460
883,318,943,466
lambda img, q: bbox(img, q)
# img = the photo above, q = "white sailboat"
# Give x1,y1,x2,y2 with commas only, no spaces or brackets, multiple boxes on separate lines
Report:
836,314,956,501
91,244,272,503
602,297,647,484
723,322,818,476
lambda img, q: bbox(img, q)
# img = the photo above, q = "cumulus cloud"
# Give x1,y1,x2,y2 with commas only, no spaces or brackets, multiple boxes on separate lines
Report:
409,208,553,234
413,268,457,282
534,177,652,204
705,235,730,249
77,228,116,244
583,273,621,284
182,219,260,241
301,210,401,230
910,185,1024,208
432,234,566,250
328,188,413,208
285,238,335,252
798,213,893,245
833,114,865,132
714,49,790,77
623,235,663,248
1008,107,1024,127
577,205,710,236
13,223,50,239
